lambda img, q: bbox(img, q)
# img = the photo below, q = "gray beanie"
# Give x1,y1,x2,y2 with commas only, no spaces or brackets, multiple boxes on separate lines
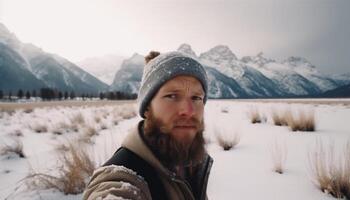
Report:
138,51,208,118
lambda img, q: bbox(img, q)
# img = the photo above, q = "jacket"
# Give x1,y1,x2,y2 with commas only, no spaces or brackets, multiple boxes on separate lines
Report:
83,122,213,200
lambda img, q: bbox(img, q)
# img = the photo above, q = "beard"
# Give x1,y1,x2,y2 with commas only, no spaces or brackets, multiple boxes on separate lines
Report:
143,111,206,170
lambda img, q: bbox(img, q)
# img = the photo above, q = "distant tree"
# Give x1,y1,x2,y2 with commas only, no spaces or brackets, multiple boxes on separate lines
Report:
130,93,137,99
0,90,3,99
116,91,121,99
70,91,75,100
25,91,31,99
64,91,68,100
58,91,63,100
99,92,105,100
40,88,55,100
32,90,37,98
17,89,24,99
9,91,12,100
53,89,59,99
108,92,116,100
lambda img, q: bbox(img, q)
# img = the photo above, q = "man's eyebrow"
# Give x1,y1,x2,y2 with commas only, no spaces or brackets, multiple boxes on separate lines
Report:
193,91,205,96
162,88,181,93
162,88,204,96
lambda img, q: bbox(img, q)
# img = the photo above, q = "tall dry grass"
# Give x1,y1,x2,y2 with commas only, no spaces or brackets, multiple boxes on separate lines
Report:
248,108,262,124
271,109,315,132
215,127,241,151
0,107,15,116
0,137,25,158
272,110,291,126
221,107,229,113
25,143,95,194
288,110,315,132
112,105,137,123
29,123,48,133
23,108,34,114
270,140,287,174
308,140,350,199
70,112,85,125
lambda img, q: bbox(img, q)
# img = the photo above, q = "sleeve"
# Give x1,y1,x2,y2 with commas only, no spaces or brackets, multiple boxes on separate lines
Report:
83,165,152,200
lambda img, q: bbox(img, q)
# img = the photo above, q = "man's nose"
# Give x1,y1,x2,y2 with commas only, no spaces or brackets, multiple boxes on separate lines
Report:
178,99,195,117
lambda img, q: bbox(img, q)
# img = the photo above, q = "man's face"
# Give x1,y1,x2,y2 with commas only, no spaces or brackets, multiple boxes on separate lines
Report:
144,75,205,146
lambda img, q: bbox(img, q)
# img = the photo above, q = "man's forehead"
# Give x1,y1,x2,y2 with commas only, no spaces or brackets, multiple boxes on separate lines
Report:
160,76,204,94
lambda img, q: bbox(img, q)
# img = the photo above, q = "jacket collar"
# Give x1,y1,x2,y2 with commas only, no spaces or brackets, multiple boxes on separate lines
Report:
121,121,175,178
122,121,213,181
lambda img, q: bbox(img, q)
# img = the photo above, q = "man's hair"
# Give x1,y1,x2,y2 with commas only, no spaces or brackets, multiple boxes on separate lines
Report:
145,51,160,64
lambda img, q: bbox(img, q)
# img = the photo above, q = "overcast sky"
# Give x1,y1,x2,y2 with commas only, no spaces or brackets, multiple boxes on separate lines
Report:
0,0,349,74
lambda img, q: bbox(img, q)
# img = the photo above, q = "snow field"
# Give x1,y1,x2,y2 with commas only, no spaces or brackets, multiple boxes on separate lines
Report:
0,100,349,199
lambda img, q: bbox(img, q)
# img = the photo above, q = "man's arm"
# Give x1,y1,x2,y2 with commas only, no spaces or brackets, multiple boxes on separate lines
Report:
83,165,152,200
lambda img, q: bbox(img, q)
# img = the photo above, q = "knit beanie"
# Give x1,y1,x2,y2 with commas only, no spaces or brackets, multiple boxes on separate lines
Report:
138,51,208,118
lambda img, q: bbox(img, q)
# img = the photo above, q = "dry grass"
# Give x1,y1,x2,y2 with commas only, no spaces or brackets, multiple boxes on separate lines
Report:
270,140,287,174
308,140,350,199
248,108,262,124
94,115,101,123
69,123,79,132
0,100,135,110
272,110,291,126
9,129,23,137
25,143,95,195
0,138,25,158
1,107,16,114
221,107,229,113
52,121,79,135
52,125,65,135
271,109,316,132
100,123,108,130
30,123,48,133
77,135,93,144
70,112,85,125
76,126,98,144
114,105,137,120
215,129,241,151
288,110,315,132
84,126,98,137
23,108,34,114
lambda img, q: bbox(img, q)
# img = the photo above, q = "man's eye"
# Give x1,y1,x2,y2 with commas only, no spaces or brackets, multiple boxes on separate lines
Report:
192,96,203,101
164,94,177,99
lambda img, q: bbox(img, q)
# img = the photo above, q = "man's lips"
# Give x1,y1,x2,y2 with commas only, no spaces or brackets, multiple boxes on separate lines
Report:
174,125,196,129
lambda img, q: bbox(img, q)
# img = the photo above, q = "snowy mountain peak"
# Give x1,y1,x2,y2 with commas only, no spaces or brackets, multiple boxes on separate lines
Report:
20,43,44,59
241,52,275,67
283,56,315,69
0,23,20,49
77,54,125,85
199,45,237,65
177,43,197,57
0,23,11,37
122,53,145,68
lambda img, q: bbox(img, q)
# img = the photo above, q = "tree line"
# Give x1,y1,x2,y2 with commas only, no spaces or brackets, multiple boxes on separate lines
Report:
0,88,137,101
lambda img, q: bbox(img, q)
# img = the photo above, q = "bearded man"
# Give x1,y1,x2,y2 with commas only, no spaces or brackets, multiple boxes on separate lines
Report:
83,51,213,200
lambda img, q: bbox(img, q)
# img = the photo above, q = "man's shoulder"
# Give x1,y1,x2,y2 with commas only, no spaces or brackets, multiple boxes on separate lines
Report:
83,164,151,200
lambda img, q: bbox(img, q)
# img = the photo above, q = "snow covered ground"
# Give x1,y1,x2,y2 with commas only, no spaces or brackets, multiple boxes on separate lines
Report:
0,99,349,200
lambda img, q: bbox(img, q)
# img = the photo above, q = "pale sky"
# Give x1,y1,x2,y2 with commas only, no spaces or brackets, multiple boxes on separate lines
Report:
0,0,349,74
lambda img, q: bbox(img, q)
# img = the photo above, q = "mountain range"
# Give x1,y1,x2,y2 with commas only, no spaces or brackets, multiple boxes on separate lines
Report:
111,43,350,98
0,23,108,95
1,23,349,98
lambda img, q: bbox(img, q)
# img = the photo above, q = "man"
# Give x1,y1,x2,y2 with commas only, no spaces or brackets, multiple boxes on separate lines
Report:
83,51,213,200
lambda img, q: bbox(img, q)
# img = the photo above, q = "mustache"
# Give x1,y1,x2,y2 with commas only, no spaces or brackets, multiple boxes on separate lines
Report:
173,118,201,127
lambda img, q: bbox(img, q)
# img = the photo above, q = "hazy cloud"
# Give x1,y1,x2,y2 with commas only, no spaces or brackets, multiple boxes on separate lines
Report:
1,0,349,74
